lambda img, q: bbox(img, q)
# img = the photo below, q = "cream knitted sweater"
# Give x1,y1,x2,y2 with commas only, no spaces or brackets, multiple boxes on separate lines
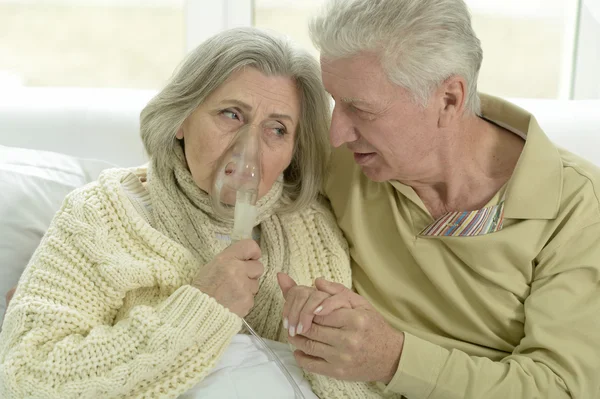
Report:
0,166,396,398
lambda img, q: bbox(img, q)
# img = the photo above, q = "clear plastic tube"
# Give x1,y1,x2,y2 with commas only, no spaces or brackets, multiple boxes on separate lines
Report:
213,125,305,399
233,233,306,399
242,310,306,399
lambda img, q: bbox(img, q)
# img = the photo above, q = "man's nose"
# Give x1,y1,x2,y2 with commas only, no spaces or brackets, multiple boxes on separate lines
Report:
330,105,359,148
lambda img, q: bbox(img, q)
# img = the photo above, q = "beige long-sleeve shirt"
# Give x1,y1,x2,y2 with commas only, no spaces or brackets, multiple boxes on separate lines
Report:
325,94,600,399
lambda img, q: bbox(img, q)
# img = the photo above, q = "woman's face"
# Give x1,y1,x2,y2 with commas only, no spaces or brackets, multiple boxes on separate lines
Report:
177,67,300,201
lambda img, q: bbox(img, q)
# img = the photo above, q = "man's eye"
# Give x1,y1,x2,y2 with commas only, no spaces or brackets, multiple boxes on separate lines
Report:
350,105,375,121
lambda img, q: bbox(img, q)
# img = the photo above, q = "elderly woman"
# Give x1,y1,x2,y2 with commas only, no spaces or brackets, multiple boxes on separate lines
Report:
0,28,389,399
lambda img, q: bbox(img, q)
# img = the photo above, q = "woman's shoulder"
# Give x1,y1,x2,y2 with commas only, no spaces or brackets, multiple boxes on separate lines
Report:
278,194,351,286
60,166,151,226
298,194,337,219
280,194,341,232
97,165,148,191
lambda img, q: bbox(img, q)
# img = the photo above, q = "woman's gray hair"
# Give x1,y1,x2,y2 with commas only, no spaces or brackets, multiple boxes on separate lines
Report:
310,0,483,115
140,27,331,213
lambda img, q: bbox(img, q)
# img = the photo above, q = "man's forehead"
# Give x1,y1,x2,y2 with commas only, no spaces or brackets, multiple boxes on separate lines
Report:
321,67,381,85
322,76,385,107
323,88,380,108
320,54,395,107
321,56,389,96
321,53,383,75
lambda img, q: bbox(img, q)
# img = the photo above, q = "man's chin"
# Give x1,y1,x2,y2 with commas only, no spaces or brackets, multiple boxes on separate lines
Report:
360,165,388,182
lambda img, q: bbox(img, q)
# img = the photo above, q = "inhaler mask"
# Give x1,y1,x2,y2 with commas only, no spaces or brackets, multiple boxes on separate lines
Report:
211,124,305,399
212,123,261,239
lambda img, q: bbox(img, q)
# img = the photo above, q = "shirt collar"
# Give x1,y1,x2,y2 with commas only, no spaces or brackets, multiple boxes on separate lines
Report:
390,94,563,221
480,94,562,219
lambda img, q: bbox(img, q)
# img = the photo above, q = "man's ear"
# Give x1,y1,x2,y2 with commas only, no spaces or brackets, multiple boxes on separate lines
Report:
437,75,467,128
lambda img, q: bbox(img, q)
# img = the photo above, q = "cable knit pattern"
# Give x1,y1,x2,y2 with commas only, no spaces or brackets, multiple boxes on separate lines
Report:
0,152,399,398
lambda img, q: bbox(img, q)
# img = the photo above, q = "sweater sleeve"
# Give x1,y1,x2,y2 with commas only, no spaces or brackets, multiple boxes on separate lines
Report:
384,223,600,399
302,198,402,398
0,187,242,399
303,196,353,288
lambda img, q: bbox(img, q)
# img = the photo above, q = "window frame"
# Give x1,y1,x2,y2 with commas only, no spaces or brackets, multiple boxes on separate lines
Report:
185,0,253,52
571,0,600,99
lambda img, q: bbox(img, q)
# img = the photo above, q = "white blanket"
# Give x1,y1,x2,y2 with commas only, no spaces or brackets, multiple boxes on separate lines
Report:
180,334,318,399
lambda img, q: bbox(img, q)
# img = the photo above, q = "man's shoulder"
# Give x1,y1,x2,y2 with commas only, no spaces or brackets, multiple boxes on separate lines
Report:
328,146,357,177
325,146,365,198
557,148,600,221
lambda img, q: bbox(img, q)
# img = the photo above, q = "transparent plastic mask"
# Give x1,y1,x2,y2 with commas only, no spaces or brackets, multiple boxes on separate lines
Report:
211,123,261,240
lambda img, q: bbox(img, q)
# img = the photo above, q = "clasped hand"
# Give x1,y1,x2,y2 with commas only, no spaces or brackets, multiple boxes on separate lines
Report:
277,273,404,384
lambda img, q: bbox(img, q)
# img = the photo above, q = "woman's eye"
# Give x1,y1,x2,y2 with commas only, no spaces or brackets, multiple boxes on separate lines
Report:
222,110,240,120
273,127,287,137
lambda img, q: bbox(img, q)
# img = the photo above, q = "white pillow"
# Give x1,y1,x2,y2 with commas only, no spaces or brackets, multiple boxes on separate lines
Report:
181,334,318,399
0,145,116,323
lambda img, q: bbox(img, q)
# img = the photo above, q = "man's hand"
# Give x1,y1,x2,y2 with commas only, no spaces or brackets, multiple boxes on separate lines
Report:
288,278,405,384
277,273,352,336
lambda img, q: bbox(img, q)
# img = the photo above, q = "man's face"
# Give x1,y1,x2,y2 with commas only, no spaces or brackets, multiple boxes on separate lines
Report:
321,53,442,182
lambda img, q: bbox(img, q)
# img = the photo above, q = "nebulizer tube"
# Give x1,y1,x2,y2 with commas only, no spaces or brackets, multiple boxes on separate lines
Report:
212,125,305,399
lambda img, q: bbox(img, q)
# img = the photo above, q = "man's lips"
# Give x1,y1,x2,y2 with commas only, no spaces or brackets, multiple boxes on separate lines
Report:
353,152,376,165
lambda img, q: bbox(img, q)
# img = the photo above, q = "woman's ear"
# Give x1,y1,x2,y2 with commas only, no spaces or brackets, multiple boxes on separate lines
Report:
176,127,184,140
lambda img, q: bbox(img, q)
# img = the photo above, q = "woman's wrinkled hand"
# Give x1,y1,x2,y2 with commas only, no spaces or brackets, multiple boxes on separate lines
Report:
277,273,352,337
192,239,264,318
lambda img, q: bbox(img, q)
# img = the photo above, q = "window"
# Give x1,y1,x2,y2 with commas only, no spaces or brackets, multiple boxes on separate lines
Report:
253,0,321,59
253,0,591,100
2,0,596,99
0,0,185,89
469,0,574,99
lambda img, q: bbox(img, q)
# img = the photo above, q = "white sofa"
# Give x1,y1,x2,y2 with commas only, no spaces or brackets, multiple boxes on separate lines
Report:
2,88,600,165
1,87,600,322
0,88,152,167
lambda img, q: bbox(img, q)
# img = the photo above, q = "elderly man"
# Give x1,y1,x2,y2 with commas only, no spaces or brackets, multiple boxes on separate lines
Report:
278,0,600,398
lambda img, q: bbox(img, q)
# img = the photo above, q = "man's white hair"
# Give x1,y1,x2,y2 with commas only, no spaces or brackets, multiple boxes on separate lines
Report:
310,0,483,115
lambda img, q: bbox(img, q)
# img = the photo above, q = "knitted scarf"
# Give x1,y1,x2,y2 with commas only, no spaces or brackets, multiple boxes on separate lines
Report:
145,146,295,339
